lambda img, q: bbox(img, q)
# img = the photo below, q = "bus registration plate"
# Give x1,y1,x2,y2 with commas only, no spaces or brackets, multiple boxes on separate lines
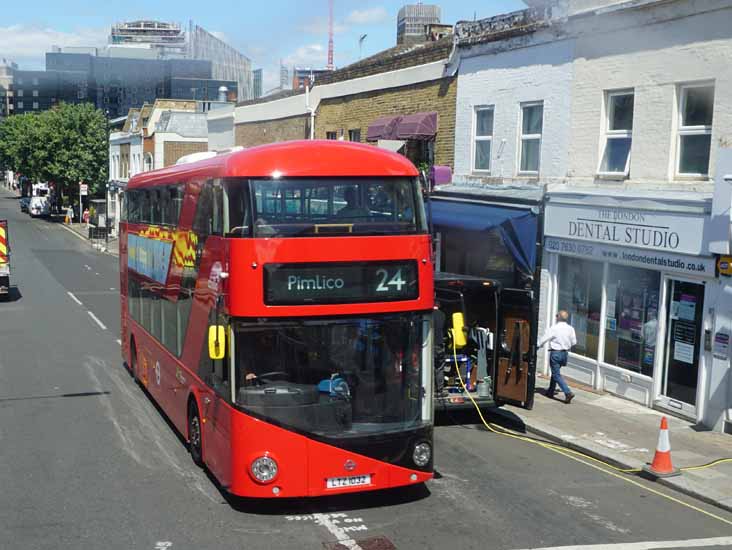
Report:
326,474,371,489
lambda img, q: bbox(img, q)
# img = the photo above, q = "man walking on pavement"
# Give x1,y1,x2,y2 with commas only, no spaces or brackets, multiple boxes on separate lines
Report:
537,310,577,404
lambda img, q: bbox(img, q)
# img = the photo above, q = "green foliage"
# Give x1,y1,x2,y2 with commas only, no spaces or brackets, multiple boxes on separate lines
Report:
0,103,108,197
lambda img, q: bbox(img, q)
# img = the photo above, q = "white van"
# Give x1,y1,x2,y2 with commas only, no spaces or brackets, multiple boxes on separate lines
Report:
29,195,50,217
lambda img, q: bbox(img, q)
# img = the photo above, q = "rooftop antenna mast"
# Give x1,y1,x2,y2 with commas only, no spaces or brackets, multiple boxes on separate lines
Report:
327,0,335,70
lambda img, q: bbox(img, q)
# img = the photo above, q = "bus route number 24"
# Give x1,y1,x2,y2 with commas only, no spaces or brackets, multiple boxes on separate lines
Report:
375,268,406,293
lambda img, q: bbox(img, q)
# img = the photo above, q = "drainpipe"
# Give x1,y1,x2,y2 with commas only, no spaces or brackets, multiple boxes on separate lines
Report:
306,85,315,140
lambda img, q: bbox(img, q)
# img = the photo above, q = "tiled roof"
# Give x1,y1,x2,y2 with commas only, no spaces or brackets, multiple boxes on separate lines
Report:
156,111,207,138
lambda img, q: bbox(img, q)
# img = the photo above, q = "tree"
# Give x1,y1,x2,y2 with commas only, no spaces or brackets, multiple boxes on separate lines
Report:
43,103,109,199
0,113,47,182
0,103,108,201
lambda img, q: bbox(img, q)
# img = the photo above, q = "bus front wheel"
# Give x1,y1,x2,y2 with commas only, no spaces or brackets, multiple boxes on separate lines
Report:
188,401,204,467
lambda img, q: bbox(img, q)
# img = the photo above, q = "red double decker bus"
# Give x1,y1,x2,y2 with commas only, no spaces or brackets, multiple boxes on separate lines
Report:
119,141,435,498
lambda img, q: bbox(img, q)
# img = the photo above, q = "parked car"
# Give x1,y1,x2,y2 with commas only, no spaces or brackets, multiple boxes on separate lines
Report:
19,197,30,212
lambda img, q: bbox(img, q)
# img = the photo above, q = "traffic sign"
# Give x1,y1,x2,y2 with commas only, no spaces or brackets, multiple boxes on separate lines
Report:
80,184,88,196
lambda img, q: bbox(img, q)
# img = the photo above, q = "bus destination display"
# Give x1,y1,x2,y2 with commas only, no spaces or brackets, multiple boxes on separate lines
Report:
264,261,419,305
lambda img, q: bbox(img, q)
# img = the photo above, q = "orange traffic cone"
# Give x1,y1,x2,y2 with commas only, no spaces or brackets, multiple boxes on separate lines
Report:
642,416,681,478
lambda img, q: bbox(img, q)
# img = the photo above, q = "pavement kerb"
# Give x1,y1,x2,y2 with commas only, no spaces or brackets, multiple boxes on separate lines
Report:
489,406,732,515
58,222,119,258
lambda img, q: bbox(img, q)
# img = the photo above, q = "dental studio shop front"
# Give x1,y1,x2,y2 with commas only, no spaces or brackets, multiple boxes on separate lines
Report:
542,191,720,424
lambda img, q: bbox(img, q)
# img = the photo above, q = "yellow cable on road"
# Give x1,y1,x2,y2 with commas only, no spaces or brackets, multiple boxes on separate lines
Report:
448,342,732,527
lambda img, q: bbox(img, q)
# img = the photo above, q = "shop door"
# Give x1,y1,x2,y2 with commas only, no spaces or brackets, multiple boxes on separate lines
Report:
657,279,704,417
495,289,537,409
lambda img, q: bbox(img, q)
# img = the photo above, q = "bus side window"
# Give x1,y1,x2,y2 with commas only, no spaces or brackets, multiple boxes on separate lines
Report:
158,188,171,226
170,185,184,226
212,181,223,236
225,181,251,237
125,191,134,222
139,190,151,224
150,190,160,225
193,184,213,237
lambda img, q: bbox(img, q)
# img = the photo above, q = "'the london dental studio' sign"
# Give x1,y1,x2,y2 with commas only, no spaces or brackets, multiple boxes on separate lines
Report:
545,203,707,256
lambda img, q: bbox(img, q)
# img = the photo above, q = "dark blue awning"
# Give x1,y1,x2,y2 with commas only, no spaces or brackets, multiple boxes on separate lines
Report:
429,199,538,275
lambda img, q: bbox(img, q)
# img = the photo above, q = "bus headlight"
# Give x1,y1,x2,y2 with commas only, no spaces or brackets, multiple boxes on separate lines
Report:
250,456,278,483
412,442,431,467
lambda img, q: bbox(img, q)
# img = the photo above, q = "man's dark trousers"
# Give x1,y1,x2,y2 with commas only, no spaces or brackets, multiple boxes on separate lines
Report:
548,350,572,396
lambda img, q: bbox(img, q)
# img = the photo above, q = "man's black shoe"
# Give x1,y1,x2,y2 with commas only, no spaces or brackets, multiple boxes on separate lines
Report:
565,393,575,404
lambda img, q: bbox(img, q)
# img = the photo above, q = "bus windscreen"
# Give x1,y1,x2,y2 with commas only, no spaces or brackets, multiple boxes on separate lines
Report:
233,313,429,438
226,177,427,237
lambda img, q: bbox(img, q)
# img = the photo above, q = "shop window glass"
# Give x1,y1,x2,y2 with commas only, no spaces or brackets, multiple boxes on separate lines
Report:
603,265,660,377
557,257,602,360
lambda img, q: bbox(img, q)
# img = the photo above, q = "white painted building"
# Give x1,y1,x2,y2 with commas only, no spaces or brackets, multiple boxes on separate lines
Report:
109,111,144,237
451,0,732,431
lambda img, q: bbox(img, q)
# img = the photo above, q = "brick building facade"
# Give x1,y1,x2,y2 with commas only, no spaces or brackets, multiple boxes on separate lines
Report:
163,141,208,167
315,77,456,168
231,37,456,168
235,114,309,148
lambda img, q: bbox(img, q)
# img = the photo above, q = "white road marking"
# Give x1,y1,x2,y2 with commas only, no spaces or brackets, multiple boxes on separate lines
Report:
312,513,364,549
511,536,732,550
88,311,107,331
110,287,116,291
95,272,100,276
287,514,368,548
84,265,92,271
116,339,122,346
67,291,83,306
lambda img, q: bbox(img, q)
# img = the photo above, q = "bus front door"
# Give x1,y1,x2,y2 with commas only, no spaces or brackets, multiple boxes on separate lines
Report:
495,288,536,410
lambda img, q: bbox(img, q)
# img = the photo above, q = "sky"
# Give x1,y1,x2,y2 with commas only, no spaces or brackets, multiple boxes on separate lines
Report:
0,0,526,94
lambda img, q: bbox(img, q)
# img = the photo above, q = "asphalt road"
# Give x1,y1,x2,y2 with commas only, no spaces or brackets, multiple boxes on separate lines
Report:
1,188,732,550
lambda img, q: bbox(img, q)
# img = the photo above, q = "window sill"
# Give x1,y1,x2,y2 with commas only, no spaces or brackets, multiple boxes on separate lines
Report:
596,172,628,181
673,174,711,182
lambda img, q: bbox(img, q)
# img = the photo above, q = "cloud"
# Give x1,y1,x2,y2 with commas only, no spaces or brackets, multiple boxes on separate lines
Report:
300,17,348,36
345,7,389,25
299,7,387,36
283,43,327,68
0,25,107,69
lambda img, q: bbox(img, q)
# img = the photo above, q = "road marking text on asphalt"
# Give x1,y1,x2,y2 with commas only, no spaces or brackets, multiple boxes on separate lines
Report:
88,311,107,331
512,535,732,550
287,513,368,549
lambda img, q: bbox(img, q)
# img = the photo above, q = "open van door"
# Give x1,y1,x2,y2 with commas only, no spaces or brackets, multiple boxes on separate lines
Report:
495,288,536,409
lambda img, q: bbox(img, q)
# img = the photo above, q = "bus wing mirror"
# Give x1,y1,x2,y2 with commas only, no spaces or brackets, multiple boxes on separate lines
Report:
450,312,467,349
208,325,226,360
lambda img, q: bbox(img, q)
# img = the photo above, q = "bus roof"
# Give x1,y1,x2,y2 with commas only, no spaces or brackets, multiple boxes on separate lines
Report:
127,140,419,189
